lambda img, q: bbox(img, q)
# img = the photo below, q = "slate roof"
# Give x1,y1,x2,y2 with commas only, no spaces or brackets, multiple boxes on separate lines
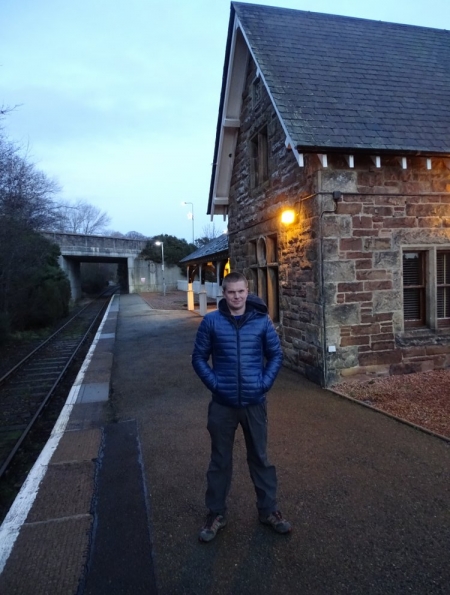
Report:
232,2,450,154
179,233,229,264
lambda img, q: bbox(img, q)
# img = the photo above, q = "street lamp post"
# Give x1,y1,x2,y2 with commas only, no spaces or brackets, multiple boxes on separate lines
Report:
182,201,195,244
154,241,165,296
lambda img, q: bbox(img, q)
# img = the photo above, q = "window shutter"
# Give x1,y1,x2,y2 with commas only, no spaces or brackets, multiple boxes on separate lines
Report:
437,252,450,319
403,253,421,285
403,252,425,324
403,288,421,320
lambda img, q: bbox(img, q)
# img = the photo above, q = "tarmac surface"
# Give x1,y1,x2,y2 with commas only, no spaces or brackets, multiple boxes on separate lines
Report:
0,293,449,594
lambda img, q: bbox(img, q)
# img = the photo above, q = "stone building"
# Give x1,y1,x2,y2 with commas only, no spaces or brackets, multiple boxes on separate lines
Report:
207,2,450,386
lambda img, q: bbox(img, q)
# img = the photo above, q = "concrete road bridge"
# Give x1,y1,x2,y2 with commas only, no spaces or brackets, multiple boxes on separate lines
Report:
42,232,179,300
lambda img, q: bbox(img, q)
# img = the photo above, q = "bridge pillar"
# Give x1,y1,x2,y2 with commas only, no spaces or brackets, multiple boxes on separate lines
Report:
59,256,82,301
128,257,136,293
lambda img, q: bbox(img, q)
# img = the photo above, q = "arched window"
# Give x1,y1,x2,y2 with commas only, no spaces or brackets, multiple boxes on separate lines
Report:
248,234,279,322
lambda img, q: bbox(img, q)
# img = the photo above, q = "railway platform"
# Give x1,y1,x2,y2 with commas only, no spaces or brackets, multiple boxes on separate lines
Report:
0,293,449,594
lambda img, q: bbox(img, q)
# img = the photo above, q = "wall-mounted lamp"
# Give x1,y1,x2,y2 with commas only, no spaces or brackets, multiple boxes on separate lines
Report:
281,209,296,225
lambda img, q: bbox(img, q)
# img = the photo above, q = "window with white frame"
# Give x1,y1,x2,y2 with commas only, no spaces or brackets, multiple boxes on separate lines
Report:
402,249,450,329
248,234,279,322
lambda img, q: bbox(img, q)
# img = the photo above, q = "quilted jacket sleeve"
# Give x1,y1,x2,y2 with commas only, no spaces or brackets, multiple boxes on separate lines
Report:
192,317,217,393
262,318,283,392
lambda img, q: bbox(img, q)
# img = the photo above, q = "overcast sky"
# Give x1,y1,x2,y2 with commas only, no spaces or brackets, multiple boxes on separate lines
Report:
1,0,449,242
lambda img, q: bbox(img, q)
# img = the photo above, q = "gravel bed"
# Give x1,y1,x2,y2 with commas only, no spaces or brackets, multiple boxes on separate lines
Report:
333,370,450,440
139,290,190,310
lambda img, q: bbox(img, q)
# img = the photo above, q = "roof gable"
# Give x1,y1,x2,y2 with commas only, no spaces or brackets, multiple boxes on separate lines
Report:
208,2,450,217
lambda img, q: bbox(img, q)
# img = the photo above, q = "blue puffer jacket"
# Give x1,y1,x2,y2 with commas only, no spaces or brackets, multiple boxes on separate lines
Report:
192,294,283,408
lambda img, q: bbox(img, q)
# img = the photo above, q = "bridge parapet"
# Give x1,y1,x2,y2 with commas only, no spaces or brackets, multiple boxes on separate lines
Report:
42,232,148,257
57,246,143,257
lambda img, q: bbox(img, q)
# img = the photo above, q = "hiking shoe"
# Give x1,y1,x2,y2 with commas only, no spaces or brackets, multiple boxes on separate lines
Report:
198,513,227,542
259,510,292,534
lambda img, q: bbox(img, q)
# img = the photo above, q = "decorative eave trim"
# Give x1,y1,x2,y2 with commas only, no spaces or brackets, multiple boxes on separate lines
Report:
371,155,381,168
210,13,307,217
318,154,328,168
213,197,229,206
210,16,248,218
345,155,355,168
285,135,304,167
223,118,240,128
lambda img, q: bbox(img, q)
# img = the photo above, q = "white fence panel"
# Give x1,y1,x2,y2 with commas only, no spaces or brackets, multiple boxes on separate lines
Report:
176,280,222,299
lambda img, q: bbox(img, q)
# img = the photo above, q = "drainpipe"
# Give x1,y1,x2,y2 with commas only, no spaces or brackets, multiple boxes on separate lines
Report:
319,191,341,387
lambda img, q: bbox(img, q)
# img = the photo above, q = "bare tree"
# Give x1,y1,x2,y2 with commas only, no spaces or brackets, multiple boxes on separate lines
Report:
0,131,70,336
51,199,111,235
0,104,22,121
103,230,147,239
105,230,125,238
195,222,224,248
125,231,147,239
0,136,60,230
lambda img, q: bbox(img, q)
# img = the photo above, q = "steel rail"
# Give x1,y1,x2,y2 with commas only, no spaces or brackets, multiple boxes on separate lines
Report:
0,287,116,387
0,293,115,479
0,303,92,387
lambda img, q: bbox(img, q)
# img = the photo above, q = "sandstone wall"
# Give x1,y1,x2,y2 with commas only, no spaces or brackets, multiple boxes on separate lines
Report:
227,57,450,385
321,155,450,383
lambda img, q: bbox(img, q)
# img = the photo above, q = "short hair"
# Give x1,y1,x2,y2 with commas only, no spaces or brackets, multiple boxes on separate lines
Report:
222,272,248,291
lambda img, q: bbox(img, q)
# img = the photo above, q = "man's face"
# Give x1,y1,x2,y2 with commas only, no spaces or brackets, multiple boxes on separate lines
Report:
223,280,248,315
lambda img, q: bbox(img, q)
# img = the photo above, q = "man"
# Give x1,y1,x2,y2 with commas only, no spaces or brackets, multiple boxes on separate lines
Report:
192,271,291,543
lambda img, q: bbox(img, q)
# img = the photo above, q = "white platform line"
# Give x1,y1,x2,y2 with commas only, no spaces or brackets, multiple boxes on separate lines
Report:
0,294,118,574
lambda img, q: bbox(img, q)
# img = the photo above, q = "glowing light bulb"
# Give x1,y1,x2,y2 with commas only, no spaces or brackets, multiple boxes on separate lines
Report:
281,209,295,224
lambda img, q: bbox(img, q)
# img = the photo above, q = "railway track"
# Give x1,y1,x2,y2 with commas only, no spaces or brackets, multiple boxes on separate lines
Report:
0,289,117,480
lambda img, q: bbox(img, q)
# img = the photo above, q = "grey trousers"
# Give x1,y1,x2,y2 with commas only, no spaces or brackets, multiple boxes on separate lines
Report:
205,400,278,516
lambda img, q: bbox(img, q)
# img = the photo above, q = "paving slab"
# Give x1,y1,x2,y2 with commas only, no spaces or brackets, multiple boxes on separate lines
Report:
26,462,95,523
66,402,109,432
77,383,109,403
83,352,114,384
0,517,92,595
51,428,102,464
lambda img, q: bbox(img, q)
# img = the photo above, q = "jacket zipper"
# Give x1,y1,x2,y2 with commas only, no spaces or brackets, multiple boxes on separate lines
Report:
233,317,242,407
231,311,253,407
